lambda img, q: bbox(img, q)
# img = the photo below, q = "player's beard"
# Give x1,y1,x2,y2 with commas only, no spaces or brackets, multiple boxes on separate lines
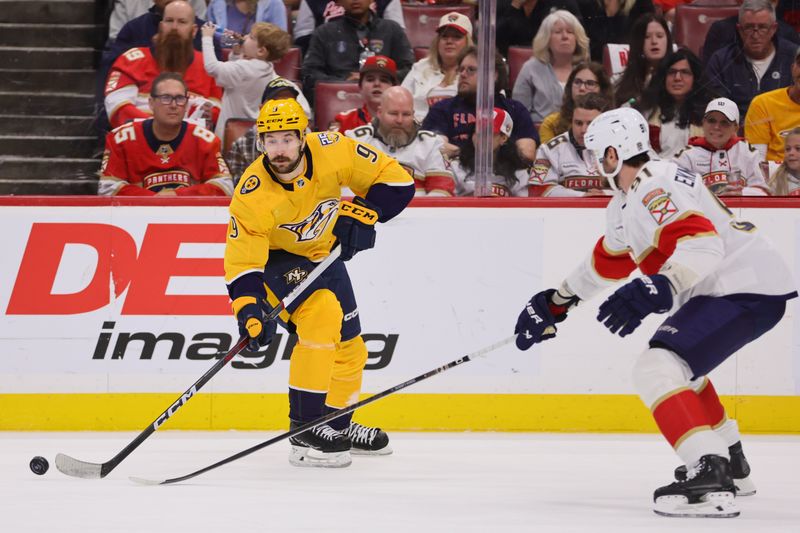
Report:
153,30,194,73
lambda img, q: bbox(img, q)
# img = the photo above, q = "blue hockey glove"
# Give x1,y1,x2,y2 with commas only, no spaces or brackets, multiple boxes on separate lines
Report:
514,289,575,350
597,275,674,337
232,295,277,351
332,197,381,261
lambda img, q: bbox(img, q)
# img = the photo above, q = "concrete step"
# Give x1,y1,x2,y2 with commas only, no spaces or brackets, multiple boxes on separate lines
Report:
0,92,95,116
0,135,98,158
0,0,98,25
0,46,97,70
0,69,96,93
0,179,98,195
0,23,103,48
0,115,96,136
0,156,99,180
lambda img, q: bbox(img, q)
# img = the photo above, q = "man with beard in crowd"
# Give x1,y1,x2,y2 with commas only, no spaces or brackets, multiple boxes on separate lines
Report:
346,86,455,196
105,0,222,129
422,45,539,162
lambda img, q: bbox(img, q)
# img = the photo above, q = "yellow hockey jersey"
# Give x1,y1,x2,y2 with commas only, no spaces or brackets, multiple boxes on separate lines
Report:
224,131,414,284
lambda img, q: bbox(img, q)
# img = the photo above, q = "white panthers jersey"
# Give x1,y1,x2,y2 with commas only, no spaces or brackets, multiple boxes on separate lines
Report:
529,132,610,197
673,138,769,196
564,160,795,308
448,160,529,197
346,124,455,196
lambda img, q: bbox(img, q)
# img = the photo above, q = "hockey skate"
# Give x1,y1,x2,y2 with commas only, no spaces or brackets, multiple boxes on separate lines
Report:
654,454,739,518
344,421,392,456
288,423,352,468
674,442,755,496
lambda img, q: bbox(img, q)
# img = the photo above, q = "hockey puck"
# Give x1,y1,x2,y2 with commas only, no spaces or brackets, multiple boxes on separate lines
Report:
30,456,49,475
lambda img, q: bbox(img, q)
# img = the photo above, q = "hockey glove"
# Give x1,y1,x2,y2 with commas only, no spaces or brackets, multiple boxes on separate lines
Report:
597,274,673,337
232,295,277,351
332,197,381,261
514,289,576,350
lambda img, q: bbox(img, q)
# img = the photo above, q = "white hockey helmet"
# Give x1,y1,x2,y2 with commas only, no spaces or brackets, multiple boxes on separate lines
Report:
583,108,650,189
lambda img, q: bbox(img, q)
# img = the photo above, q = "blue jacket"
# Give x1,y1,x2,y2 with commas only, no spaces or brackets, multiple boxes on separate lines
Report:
705,37,799,119
206,0,288,32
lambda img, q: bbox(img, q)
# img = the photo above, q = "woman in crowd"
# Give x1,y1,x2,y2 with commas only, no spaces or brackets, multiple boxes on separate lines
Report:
636,48,710,159
614,13,671,106
402,12,473,123
578,0,655,61
769,128,800,195
538,61,613,143
207,0,288,36
450,109,530,197
512,10,590,124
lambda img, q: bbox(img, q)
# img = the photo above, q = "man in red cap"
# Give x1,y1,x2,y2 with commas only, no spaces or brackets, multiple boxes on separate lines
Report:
330,55,398,133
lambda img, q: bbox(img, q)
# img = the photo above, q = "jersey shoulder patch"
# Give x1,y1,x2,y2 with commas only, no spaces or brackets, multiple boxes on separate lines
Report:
314,131,341,146
239,175,261,195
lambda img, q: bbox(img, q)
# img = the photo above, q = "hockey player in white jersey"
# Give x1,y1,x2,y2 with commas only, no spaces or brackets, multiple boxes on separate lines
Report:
346,86,455,196
673,98,769,196
529,93,613,197
513,108,797,518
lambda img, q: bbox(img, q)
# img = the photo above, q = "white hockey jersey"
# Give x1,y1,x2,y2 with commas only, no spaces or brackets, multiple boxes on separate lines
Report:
529,132,610,197
346,124,455,196
564,160,795,309
673,137,769,196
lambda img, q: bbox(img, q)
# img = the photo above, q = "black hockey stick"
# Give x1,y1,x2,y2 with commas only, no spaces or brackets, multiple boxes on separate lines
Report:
130,335,516,485
56,247,342,479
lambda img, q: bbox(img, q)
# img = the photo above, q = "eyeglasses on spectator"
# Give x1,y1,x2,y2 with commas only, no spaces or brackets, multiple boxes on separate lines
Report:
153,94,189,106
739,23,774,36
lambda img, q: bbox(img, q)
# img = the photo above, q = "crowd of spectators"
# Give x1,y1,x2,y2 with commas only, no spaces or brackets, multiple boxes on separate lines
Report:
93,0,800,197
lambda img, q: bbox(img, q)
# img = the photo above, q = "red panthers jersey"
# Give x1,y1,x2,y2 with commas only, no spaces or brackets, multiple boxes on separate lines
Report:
99,119,233,196
104,46,222,128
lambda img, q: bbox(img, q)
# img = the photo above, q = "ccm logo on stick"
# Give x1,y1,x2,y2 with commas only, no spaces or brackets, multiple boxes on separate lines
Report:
6,223,230,316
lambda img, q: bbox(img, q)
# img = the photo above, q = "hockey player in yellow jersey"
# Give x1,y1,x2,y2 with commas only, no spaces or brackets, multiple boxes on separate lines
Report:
224,98,414,468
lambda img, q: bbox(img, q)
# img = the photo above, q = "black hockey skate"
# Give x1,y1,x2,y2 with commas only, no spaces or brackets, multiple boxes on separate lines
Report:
674,442,755,496
344,421,392,456
654,454,739,518
289,422,352,468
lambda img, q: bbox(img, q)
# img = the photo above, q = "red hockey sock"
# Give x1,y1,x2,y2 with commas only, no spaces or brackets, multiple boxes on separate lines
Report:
652,388,711,448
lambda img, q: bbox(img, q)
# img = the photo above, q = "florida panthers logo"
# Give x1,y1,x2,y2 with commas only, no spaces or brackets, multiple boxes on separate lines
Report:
279,199,339,242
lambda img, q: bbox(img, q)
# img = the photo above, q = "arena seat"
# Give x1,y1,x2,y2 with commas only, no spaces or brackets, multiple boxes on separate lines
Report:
414,47,430,61
690,0,741,5
673,4,741,57
313,81,362,131
223,118,256,158
401,4,476,49
507,46,531,94
602,43,630,80
273,47,302,82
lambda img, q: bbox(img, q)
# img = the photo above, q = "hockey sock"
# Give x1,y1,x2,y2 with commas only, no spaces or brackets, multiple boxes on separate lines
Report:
691,377,742,447
325,336,368,431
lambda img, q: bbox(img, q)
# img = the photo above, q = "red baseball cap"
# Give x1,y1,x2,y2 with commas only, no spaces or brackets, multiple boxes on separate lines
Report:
360,55,398,84
492,108,513,136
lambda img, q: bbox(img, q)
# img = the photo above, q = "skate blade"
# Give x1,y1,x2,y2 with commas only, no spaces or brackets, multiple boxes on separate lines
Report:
734,476,757,497
654,491,739,518
289,446,352,468
351,444,393,456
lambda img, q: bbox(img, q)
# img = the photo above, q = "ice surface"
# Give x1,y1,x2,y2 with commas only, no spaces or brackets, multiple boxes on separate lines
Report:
1,431,798,532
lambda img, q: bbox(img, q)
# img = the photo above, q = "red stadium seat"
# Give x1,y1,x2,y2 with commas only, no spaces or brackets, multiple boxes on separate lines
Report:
401,4,476,49
690,0,741,5
313,81,362,131
273,47,302,82
673,4,740,57
507,46,531,94
223,118,256,158
414,47,430,61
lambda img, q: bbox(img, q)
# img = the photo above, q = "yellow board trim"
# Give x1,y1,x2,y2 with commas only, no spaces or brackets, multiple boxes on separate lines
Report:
1,393,798,432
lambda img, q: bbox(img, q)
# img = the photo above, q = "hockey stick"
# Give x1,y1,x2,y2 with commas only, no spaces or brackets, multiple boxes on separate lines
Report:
130,334,517,485
56,247,342,479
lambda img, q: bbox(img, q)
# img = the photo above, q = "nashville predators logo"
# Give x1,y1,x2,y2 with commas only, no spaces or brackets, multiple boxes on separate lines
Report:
240,175,260,194
283,267,308,285
279,199,339,242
